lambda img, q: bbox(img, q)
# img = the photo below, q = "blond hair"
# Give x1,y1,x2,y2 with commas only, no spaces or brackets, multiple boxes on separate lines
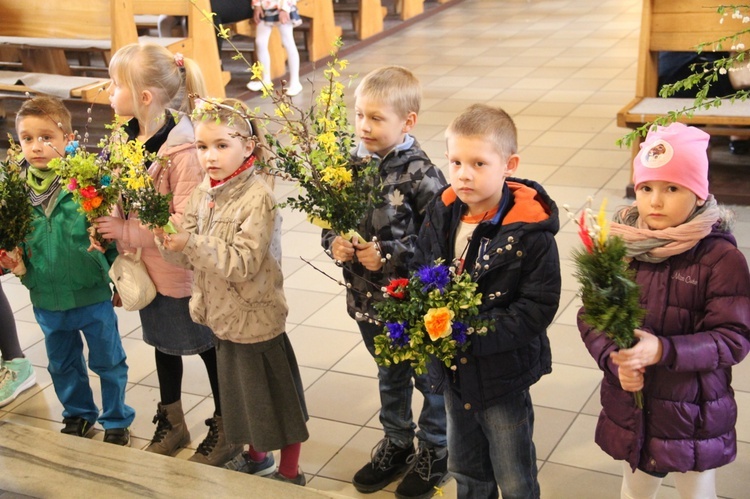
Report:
16,96,73,135
445,104,518,158
192,97,274,187
109,43,207,125
354,65,421,118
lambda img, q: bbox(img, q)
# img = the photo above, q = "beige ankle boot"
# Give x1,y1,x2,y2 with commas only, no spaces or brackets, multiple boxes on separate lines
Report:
145,400,191,455
188,414,243,466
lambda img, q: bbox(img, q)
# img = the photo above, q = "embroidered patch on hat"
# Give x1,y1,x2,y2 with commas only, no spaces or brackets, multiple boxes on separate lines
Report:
640,139,674,169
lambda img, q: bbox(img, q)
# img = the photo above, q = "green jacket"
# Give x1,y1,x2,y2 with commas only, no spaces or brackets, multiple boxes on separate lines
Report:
20,187,117,311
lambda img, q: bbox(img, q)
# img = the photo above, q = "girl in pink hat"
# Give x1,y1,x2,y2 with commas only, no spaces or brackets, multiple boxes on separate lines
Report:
579,122,750,498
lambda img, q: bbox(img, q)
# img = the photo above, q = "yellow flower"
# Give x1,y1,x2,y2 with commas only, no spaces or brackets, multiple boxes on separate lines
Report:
424,307,454,341
320,166,352,186
275,103,291,118
596,198,609,245
251,62,264,81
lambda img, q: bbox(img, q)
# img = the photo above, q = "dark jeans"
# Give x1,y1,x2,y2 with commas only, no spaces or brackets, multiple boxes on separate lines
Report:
359,320,447,449
445,388,539,499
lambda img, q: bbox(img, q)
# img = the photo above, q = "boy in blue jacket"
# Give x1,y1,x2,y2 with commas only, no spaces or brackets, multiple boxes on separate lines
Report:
0,97,134,445
415,104,561,498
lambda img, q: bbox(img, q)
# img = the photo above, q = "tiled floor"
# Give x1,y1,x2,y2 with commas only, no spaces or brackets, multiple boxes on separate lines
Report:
2,0,750,497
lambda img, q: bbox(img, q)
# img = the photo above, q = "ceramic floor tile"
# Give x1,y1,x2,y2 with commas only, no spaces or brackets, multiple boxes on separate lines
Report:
548,413,621,475
284,288,339,326
548,323,598,369
546,165,617,189
534,406,577,461
289,325,361,371
531,364,601,413
304,372,380,426
331,342,379,378
301,417,361,475
285,259,348,295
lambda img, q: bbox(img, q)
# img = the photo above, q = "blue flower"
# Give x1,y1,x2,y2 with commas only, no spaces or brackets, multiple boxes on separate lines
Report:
451,322,469,345
64,141,79,157
101,175,112,187
386,321,410,348
416,264,451,293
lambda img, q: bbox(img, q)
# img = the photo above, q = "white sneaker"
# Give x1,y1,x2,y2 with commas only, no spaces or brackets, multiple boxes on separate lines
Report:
285,81,303,96
0,358,36,407
246,80,270,92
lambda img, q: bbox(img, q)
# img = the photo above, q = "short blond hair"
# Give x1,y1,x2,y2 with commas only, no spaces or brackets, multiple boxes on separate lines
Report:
354,65,421,118
16,96,73,135
445,104,517,158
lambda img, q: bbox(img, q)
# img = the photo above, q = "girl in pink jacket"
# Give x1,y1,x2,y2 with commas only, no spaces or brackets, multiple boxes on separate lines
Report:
94,43,241,467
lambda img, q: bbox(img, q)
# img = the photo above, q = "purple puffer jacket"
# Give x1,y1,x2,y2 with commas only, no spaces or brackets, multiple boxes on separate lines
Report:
579,227,750,473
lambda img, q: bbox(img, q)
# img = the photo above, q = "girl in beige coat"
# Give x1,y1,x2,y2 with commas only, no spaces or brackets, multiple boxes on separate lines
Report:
157,98,308,486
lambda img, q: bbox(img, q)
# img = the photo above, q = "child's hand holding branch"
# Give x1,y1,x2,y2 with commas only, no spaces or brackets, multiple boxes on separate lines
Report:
155,219,189,252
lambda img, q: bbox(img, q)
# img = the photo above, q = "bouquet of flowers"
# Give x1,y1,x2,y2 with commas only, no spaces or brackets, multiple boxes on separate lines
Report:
373,260,490,375
0,137,33,270
109,130,174,233
193,39,379,239
571,199,645,408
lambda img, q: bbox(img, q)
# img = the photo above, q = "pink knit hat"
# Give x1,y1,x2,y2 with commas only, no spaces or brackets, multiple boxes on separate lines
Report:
632,122,710,200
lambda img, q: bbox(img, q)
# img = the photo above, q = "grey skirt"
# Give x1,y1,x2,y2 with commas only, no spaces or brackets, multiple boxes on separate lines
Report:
217,333,309,451
139,293,215,356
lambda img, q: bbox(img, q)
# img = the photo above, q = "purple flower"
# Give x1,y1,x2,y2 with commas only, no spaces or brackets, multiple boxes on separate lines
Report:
386,322,410,348
452,322,469,345
416,264,451,293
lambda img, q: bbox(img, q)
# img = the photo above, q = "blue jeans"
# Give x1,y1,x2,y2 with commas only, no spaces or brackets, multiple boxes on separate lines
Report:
34,301,135,429
445,388,539,499
359,321,446,449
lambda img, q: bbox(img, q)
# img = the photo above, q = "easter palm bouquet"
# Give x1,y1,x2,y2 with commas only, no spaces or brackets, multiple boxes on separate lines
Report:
571,199,645,408
373,260,490,375
0,137,33,270
193,40,379,238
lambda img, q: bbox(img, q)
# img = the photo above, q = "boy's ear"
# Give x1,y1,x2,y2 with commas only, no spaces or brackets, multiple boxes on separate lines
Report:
402,112,418,133
65,133,75,143
504,154,520,177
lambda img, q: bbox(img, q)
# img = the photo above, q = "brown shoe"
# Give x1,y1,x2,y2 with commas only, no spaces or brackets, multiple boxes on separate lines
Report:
145,400,191,455
188,414,243,466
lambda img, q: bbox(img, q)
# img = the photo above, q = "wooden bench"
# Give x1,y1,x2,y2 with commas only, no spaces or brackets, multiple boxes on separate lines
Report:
297,0,343,61
0,0,225,102
131,0,226,97
617,0,750,192
0,421,338,498
395,0,424,20
333,0,387,40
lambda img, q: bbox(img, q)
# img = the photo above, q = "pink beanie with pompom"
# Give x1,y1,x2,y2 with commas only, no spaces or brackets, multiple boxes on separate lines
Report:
632,122,710,200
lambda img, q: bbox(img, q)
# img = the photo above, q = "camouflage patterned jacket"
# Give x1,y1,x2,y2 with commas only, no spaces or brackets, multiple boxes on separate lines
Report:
322,136,446,319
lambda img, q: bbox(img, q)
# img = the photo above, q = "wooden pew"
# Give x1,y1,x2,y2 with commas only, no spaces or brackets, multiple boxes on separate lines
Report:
0,0,226,101
333,0,387,41
297,0,343,61
617,0,750,191
0,0,135,103
395,0,424,20
131,0,226,97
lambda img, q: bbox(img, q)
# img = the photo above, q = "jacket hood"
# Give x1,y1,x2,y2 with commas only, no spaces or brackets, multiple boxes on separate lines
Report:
161,111,196,156
439,178,559,234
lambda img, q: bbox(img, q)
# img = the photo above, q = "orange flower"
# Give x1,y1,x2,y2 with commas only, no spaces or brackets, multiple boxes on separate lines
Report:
424,307,454,341
91,196,103,208
82,200,93,212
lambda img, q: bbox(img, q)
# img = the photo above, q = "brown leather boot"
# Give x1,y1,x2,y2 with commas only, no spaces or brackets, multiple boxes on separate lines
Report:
188,414,243,466
145,400,191,455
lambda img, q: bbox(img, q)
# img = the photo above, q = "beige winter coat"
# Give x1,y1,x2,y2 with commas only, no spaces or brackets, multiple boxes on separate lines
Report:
160,168,287,343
